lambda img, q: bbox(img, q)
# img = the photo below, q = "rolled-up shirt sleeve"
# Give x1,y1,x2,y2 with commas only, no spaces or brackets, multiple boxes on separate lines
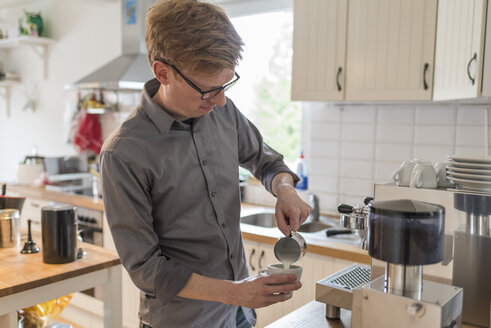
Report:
234,104,299,192
100,150,193,305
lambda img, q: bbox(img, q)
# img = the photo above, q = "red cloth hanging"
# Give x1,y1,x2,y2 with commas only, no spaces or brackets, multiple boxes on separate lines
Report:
73,111,103,154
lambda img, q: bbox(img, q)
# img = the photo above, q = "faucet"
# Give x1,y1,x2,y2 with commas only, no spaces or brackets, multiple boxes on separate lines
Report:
308,193,319,222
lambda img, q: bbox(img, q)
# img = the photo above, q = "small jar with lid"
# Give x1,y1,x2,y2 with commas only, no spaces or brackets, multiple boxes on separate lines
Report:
0,209,21,248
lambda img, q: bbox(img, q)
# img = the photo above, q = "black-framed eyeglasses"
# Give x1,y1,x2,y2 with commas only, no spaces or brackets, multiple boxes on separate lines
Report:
157,58,240,100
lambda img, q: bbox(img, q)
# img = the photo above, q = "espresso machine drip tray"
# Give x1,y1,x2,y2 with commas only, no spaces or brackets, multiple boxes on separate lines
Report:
322,264,371,290
315,263,371,319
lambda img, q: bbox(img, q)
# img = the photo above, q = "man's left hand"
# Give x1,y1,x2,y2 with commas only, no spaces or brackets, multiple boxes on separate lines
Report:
272,173,312,236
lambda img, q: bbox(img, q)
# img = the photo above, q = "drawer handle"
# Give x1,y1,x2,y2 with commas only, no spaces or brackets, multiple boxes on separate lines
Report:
258,250,265,269
31,202,40,208
336,66,342,91
467,52,477,85
423,63,429,90
249,248,256,271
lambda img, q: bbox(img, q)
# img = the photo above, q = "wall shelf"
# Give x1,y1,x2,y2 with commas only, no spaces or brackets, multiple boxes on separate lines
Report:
0,36,55,117
0,36,55,79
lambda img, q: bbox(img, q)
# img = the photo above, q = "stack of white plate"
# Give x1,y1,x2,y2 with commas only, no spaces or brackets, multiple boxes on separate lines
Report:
446,155,491,192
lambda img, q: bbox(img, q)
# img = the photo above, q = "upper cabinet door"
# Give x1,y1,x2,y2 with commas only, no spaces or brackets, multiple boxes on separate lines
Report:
345,0,437,101
433,0,487,100
291,0,348,101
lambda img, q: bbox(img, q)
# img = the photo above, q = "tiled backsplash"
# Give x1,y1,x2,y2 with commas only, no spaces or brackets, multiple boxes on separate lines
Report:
300,100,490,215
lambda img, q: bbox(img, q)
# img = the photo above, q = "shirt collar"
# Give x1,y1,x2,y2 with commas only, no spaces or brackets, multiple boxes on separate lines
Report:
141,78,176,134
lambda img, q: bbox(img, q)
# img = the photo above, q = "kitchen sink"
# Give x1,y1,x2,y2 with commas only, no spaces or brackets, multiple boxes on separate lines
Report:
240,211,277,228
240,210,336,233
297,221,331,233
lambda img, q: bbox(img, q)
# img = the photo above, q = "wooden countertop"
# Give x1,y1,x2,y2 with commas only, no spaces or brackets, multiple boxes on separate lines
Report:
7,185,104,212
267,300,478,328
6,185,370,264
266,301,350,328
0,241,120,297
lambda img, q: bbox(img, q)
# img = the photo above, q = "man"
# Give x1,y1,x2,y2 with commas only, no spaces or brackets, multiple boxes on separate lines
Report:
100,0,312,327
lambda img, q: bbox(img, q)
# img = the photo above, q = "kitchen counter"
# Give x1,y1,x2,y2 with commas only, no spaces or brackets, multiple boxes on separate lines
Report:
0,240,122,327
266,301,350,328
7,185,370,264
8,184,104,212
266,300,478,328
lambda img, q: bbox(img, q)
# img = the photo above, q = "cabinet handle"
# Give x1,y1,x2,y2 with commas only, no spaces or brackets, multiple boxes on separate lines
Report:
336,67,342,91
423,63,429,90
249,248,256,271
258,250,265,269
467,52,477,85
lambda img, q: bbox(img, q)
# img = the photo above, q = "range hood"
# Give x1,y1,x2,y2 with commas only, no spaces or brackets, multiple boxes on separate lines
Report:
67,0,154,90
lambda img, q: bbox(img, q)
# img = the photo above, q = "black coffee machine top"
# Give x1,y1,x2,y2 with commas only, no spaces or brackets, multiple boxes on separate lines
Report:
368,199,445,266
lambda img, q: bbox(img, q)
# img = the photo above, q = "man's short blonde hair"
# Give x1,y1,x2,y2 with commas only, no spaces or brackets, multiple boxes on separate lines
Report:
145,0,244,75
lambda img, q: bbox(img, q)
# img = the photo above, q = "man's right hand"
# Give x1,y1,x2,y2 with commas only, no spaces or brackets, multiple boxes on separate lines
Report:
230,274,302,308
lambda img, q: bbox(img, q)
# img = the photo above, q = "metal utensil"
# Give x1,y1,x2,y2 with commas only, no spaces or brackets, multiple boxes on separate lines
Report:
21,219,40,254
274,227,307,266
0,209,21,248
325,228,353,237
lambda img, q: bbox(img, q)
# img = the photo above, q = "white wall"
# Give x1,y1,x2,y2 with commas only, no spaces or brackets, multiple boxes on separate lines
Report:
0,0,121,182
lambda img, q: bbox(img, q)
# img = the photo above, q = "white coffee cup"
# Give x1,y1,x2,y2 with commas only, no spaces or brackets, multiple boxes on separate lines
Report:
258,264,303,281
434,161,453,188
392,159,429,187
410,162,438,189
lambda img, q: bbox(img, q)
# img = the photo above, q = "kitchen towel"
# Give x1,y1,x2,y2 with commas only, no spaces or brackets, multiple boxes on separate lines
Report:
73,111,103,154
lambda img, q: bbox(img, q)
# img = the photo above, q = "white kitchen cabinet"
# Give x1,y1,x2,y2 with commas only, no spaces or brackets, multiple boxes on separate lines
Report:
243,238,274,275
346,0,437,101
243,238,355,327
433,0,488,100
291,0,348,101
292,0,437,101
20,197,53,231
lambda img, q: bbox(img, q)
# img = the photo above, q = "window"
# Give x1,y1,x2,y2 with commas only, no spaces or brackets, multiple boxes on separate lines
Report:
228,11,301,164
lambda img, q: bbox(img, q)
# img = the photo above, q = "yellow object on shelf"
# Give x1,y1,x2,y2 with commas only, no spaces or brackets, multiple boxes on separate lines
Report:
19,294,73,328
89,168,100,179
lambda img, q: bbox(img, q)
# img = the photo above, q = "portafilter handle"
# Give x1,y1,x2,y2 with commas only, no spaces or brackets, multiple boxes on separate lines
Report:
338,204,354,214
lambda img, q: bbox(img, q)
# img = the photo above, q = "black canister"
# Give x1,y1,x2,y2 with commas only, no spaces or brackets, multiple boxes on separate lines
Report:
41,204,77,264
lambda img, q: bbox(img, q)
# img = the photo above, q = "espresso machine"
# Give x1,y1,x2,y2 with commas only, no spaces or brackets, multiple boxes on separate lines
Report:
373,184,491,327
316,198,463,327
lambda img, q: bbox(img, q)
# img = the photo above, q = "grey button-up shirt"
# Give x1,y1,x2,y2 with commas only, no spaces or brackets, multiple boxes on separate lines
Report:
100,79,298,328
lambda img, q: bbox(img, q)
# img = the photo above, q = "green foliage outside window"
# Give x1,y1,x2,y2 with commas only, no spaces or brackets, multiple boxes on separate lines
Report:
252,18,301,162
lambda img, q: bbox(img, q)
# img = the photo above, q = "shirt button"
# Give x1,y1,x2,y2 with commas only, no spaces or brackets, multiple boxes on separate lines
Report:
202,160,207,166
229,254,233,259
211,192,216,197
221,223,226,228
